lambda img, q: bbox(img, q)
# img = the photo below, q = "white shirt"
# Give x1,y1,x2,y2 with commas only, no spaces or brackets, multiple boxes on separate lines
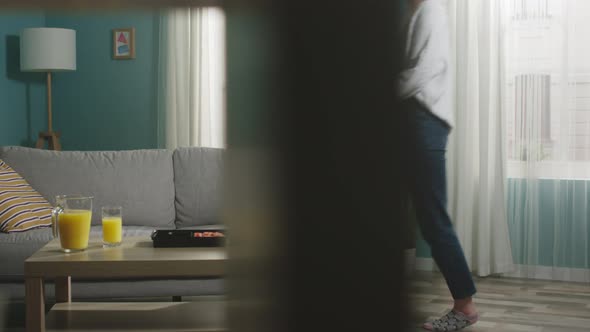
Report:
398,0,453,127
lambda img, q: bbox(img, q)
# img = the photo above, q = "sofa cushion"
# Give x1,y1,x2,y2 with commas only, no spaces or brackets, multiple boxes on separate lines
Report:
173,147,224,228
0,227,52,281
0,226,157,281
0,147,175,228
0,159,52,232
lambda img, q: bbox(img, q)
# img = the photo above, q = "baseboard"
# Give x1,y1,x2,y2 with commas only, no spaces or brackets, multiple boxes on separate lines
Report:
503,264,590,283
413,257,590,283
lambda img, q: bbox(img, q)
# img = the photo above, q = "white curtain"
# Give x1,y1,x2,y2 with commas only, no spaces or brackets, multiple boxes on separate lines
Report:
446,0,515,276
157,7,226,149
504,0,590,282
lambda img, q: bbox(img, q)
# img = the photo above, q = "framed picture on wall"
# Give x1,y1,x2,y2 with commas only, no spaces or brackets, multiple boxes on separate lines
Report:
112,28,135,59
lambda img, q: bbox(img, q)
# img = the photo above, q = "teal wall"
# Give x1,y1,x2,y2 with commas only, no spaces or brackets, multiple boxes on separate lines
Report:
45,10,160,151
0,11,47,147
0,10,159,150
416,231,431,258
416,179,590,270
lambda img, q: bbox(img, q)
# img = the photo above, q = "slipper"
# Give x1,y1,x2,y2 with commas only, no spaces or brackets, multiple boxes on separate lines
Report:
423,310,479,331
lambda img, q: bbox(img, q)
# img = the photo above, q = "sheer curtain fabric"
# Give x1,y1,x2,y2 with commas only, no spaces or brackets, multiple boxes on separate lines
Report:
504,0,590,282
158,7,226,149
445,0,515,277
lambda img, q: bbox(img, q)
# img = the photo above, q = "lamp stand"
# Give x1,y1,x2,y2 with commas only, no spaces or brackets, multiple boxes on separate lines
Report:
36,72,62,150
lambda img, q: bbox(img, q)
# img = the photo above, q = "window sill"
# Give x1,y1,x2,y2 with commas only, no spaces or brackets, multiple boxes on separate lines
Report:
507,161,590,180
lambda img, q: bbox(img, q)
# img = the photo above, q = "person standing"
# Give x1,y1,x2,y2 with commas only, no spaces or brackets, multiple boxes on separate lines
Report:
398,1,479,331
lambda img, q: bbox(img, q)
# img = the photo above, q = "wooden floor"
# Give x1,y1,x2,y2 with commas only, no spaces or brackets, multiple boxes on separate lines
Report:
408,271,590,332
4,273,590,331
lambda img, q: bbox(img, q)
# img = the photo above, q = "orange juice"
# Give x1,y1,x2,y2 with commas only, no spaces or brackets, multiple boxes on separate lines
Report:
102,217,122,244
58,209,92,250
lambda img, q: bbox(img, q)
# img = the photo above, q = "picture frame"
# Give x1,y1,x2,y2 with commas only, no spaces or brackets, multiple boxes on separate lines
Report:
112,28,135,59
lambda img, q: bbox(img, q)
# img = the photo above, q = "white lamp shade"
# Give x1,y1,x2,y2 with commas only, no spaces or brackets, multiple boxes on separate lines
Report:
20,28,76,72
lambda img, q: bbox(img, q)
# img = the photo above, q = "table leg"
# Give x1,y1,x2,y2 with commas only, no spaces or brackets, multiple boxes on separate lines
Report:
55,276,71,303
25,277,45,332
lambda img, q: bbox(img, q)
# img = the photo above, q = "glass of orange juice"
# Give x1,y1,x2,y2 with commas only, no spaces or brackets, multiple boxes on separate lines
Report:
52,196,93,253
102,206,122,248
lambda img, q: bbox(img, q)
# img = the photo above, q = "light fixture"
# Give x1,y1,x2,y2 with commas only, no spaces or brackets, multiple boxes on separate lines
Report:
20,28,76,151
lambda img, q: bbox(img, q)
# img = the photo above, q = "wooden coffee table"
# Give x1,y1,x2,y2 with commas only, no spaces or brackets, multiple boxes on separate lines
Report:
24,236,227,332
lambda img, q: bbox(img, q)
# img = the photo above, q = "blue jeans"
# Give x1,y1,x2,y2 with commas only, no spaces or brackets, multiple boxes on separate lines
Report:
404,99,476,300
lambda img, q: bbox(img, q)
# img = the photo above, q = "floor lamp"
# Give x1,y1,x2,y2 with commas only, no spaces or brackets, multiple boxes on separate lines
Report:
20,28,76,151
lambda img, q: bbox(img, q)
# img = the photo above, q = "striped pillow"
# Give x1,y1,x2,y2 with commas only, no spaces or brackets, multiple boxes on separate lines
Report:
0,159,52,233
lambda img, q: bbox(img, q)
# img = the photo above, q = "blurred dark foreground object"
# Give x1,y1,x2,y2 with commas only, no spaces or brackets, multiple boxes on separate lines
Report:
225,1,410,332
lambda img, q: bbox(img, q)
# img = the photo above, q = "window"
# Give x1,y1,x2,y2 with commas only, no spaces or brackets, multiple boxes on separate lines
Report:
505,0,590,179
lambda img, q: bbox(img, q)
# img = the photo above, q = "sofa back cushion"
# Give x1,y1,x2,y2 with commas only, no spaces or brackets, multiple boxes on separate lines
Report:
0,147,175,227
173,147,224,228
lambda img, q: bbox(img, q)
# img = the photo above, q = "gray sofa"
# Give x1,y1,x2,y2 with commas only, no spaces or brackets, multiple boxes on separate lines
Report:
0,146,225,301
